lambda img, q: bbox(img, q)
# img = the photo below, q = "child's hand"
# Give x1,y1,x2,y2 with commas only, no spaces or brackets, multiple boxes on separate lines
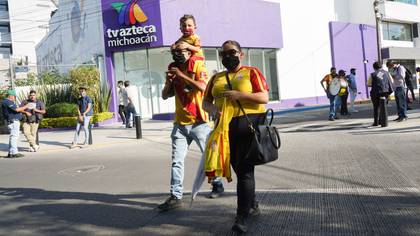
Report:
177,42,189,50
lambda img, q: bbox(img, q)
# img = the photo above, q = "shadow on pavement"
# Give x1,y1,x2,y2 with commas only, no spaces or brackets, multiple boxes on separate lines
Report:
1,187,420,235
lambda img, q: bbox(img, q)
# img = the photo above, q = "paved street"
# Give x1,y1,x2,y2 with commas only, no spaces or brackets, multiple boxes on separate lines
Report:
1,102,420,235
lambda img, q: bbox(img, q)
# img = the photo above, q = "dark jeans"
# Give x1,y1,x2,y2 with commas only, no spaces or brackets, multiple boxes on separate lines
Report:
124,104,137,128
340,92,349,115
394,87,407,118
229,113,265,216
118,105,126,124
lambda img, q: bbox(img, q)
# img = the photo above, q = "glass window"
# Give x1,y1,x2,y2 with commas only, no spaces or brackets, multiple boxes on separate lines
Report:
204,49,220,77
382,21,413,41
148,47,174,114
264,49,279,101
387,0,417,5
0,46,11,59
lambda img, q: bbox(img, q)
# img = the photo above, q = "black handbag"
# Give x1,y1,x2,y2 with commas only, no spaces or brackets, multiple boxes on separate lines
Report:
224,72,281,165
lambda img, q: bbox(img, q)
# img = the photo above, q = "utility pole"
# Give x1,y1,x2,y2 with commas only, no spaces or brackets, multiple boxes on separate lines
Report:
374,0,383,64
9,55,14,89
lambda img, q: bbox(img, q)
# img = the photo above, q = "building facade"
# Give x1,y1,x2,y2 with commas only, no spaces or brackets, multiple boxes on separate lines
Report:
36,0,420,120
0,0,56,87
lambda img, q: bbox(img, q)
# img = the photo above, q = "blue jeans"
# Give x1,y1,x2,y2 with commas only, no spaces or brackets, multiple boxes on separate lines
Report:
7,121,20,154
124,104,137,128
394,87,407,118
170,122,221,199
73,116,92,144
328,95,341,118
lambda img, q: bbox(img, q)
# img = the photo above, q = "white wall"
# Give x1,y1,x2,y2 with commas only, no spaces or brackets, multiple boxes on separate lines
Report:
266,0,339,100
35,0,105,73
383,1,420,23
348,0,376,25
8,0,56,65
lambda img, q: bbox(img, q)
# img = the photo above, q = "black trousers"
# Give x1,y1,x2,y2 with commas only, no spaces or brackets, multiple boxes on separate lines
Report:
340,92,349,115
371,95,380,124
118,105,126,124
229,113,266,216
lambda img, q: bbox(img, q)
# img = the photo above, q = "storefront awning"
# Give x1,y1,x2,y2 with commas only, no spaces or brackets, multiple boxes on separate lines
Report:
382,47,420,60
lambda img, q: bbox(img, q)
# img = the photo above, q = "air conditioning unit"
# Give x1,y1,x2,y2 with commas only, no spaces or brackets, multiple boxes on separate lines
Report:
413,23,419,38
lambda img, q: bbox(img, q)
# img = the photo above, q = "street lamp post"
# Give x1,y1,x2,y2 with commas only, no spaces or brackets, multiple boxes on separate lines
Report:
374,0,383,64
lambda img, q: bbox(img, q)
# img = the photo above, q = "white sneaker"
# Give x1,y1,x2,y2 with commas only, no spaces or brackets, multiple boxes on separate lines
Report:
33,145,40,152
28,147,35,152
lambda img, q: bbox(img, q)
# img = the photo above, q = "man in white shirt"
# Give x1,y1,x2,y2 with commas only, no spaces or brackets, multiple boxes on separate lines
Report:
117,81,126,125
123,80,137,128
386,61,407,122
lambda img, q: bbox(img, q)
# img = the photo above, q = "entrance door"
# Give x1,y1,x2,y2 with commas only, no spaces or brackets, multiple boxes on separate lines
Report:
113,50,153,118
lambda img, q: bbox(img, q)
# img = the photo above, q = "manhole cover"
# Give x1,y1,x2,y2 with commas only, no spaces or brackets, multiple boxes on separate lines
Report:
58,165,105,176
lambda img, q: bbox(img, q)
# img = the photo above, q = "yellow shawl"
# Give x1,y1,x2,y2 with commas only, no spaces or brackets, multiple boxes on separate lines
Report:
205,98,234,182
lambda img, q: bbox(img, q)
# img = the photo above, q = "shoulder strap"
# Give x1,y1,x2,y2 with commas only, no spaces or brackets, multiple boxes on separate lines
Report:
224,72,256,132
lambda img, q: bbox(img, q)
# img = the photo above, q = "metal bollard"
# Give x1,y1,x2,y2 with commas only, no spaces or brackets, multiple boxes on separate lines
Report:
88,124,93,145
379,96,388,127
135,115,142,139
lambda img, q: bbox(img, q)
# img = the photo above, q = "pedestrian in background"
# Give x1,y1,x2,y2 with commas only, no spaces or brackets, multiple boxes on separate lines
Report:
367,62,393,126
386,61,408,122
338,70,349,116
20,90,46,152
71,86,93,147
123,80,137,128
320,67,340,121
117,80,126,125
417,67,420,103
1,90,29,158
347,68,358,113
203,40,269,234
404,66,415,105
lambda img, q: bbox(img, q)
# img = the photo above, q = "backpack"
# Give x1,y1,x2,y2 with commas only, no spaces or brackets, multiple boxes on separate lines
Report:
371,70,393,96
403,66,413,88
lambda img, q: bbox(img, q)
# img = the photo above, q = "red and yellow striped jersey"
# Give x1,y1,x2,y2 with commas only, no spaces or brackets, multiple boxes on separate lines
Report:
170,60,209,125
205,66,269,117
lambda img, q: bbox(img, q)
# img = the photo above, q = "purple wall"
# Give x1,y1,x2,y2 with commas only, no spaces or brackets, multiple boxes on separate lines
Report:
329,22,378,99
99,0,283,120
160,0,283,48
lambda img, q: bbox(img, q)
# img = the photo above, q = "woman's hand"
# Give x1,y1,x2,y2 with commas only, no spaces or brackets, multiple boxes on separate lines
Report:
224,90,243,101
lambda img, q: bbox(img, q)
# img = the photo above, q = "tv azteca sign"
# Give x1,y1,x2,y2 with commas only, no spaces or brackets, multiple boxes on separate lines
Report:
102,0,162,49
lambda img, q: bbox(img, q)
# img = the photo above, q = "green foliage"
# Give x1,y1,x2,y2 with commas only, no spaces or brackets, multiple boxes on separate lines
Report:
14,70,70,87
17,84,73,108
46,103,78,118
39,112,114,129
95,80,112,113
69,66,111,114
92,112,114,123
39,117,78,129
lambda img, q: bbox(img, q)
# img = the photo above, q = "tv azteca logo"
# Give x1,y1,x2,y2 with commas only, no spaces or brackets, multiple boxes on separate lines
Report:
106,0,158,47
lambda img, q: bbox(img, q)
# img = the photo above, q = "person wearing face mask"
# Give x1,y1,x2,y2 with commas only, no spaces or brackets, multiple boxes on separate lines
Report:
159,47,224,211
203,40,269,234
171,14,204,83
20,90,46,152
71,86,93,148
